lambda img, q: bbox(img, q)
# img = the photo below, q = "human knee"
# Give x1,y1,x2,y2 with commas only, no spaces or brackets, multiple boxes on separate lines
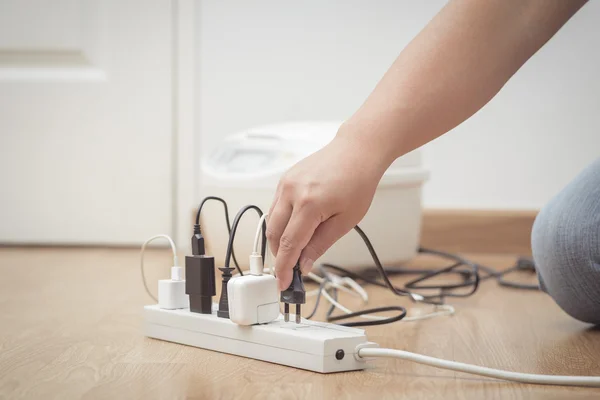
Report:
531,166,600,324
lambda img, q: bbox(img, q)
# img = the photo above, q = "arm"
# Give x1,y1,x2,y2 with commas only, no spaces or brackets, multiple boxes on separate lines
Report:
342,0,588,163
267,0,588,290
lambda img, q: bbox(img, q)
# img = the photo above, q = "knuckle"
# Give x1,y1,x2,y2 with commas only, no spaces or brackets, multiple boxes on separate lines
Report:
297,193,315,209
278,234,297,253
280,176,296,191
265,227,280,242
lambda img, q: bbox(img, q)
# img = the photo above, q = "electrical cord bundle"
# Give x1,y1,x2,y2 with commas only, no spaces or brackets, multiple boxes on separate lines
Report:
352,226,481,305
143,196,535,326
139,197,600,388
300,226,478,327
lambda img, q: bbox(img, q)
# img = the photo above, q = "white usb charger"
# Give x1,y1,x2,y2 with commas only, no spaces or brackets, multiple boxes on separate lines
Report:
140,234,189,310
227,253,280,325
158,266,188,310
227,213,280,326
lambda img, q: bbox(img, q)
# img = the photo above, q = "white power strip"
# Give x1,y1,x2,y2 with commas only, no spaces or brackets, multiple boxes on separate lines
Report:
144,304,377,373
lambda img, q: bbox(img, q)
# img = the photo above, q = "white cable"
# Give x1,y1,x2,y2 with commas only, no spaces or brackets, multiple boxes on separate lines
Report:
140,234,178,302
322,289,385,321
250,213,272,276
306,273,361,298
402,304,455,322
340,276,369,303
253,213,268,254
322,271,369,302
357,347,600,388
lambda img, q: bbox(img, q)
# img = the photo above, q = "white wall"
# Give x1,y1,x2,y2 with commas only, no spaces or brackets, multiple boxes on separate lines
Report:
197,0,600,210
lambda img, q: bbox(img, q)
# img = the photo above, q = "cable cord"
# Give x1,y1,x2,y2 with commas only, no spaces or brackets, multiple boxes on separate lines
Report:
305,273,367,300
300,227,482,325
478,258,540,290
253,213,268,255
140,234,178,302
357,347,600,388
306,267,451,326
320,287,454,322
225,205,267,275
194,196,241,272
352,226,415,300
329,306,407,327
303,265,408,327
324,229,482,305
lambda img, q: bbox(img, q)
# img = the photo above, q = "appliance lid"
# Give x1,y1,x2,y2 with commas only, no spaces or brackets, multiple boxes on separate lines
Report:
201,122,427,187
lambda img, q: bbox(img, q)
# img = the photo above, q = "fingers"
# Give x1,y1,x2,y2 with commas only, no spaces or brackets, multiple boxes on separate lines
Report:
299,214,351,274
266,199,292,257
273,205,322,290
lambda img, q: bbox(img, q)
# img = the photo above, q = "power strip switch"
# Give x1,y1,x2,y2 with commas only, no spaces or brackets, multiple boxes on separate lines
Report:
144,305,376,373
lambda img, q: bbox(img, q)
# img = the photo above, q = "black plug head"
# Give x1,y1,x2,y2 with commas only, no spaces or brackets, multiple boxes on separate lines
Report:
217,266,235,318
280,264,306,304
191,224,205,256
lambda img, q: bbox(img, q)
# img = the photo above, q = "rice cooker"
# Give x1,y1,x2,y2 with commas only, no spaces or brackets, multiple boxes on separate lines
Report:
200,121,429,270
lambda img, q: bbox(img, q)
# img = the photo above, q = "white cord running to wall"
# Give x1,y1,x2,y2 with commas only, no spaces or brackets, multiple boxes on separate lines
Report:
357,347,600,387
140,234,178,302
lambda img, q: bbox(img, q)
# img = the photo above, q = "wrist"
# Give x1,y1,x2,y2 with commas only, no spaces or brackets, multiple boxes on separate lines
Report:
335,118,402,173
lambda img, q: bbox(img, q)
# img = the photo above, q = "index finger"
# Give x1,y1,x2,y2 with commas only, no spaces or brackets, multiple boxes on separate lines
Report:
274,206,322,290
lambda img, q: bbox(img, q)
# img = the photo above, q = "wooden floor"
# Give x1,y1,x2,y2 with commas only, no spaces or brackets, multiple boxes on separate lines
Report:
1,247,599,400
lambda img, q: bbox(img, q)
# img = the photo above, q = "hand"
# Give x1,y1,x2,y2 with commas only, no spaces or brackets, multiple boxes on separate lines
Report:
266,127,392,290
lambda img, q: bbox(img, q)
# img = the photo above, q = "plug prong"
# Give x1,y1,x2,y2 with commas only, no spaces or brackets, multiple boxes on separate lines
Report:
284,303,290,322
295,304,301,324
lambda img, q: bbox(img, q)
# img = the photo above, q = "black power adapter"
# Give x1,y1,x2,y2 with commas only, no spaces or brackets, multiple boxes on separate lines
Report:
185,227,215,314
185,255,216,314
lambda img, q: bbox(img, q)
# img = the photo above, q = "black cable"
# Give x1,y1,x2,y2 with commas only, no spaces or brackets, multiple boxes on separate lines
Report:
402,247,481,302
328,306,408,327
306,226,532,325
353,226,482,304
306,268,408,327
478,258,539,290
194,196,240,271
312,229,482,306
224,205,267,275
402,261,471,290
352,226,415,299
376,266,473,280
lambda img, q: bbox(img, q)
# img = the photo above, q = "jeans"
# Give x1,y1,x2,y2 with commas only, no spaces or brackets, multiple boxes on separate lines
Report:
532,157,600,324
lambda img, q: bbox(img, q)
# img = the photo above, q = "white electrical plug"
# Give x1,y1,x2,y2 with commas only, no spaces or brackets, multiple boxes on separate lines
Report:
158,266,188,310
227,254,279,325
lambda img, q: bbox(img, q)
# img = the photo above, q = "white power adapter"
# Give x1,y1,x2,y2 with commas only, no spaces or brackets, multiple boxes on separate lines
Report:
227,254,280,325
158,266,188,310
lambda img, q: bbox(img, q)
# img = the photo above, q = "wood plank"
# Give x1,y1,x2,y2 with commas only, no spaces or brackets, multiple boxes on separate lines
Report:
421,209,538,255
1,247,599,399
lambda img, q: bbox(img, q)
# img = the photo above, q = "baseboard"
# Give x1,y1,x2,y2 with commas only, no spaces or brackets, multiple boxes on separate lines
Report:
421,209,538,255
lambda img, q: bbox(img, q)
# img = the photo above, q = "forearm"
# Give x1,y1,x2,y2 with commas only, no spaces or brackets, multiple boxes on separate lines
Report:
340,0,587,165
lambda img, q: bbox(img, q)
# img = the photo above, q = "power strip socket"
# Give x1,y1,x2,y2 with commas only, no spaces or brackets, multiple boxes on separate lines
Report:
143,304,377,373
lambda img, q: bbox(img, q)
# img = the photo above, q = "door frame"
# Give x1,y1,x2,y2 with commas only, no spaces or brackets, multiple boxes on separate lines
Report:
173,0,196,252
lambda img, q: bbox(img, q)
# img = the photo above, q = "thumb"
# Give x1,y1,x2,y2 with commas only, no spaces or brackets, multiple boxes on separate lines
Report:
299,214,354,274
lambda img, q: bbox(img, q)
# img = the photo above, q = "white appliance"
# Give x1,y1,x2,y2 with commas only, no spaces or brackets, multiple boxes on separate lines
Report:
200,122,429,270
